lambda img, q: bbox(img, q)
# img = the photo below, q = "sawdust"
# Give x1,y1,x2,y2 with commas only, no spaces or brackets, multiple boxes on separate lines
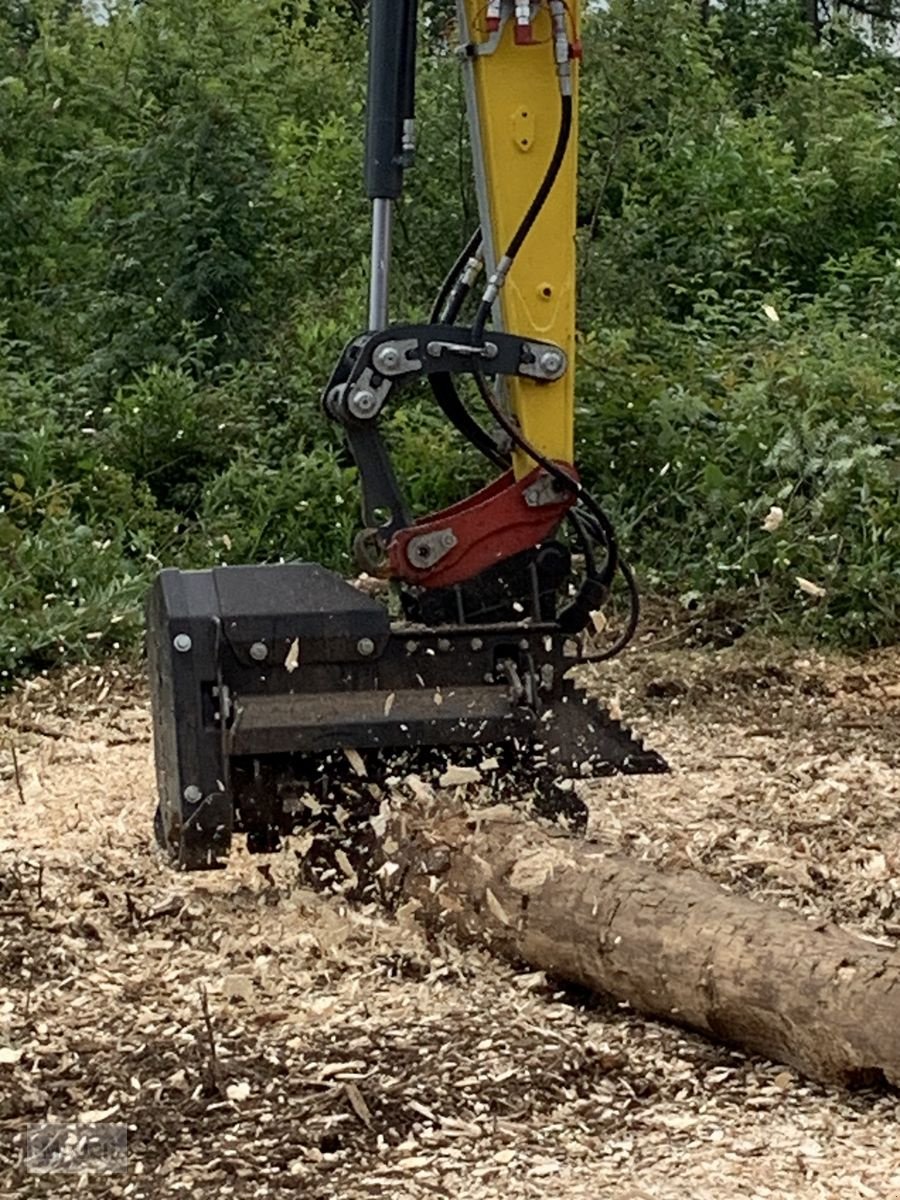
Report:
0,641,899,1198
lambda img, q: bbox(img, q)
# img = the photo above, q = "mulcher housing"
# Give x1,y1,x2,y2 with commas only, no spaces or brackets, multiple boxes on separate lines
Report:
149,562,663,869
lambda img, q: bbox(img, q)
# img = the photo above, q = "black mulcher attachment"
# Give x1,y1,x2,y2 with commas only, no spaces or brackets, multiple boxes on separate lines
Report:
148,558,664,870
147,1,666,870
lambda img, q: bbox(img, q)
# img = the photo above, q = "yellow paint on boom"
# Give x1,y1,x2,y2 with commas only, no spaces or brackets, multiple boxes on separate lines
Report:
460,1,579,475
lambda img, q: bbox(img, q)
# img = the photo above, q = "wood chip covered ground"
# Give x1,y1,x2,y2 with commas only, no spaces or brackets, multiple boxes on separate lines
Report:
1,633,899,1198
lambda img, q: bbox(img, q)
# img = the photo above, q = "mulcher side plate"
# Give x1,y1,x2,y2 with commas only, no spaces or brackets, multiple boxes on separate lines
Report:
148,563,665,870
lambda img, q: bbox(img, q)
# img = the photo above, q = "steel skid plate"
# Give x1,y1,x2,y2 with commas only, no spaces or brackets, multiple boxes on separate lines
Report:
148,562,665,869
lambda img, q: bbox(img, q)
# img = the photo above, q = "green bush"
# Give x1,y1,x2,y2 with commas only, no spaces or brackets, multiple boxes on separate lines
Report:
577,305,899,646
198,447,360,569
0,0,898,682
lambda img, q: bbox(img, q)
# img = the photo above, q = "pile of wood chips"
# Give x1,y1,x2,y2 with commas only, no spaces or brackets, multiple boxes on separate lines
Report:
1,637,899,1199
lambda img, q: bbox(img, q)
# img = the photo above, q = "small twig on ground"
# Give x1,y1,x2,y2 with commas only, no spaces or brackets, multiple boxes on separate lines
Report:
9,741,25,806
124,892,142,927
641,617,706,651
344,1081,373,1128
198,983,221,1094
5,718,67,741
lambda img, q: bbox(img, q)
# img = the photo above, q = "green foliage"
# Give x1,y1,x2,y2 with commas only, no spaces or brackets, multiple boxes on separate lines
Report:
0,0,898,682
573,0,899,647
198,448,360,569
577,309,899,646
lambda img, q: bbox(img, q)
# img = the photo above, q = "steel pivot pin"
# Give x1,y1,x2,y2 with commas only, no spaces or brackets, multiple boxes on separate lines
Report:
539,348,564,377
374,345,401,372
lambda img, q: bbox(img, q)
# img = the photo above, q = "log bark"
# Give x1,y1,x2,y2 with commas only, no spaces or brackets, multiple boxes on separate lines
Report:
385,801,900,1088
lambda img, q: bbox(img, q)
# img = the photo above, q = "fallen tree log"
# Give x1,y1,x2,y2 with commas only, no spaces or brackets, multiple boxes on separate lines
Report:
376,798,900,1088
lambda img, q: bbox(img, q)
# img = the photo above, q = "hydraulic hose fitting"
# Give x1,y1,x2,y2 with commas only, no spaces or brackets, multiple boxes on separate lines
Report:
549,0,573,96
461,251,485,289
480,254,513,313
514,0,534,44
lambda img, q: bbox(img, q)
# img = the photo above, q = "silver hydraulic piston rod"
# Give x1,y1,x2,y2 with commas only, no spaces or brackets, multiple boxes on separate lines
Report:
368,197,393,331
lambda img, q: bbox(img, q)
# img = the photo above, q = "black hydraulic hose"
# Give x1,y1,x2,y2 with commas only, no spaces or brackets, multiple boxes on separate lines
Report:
429,227,481,324
576,555,641,663
472,92,574,344
429,40,575,463
461,62,636,652
417,30,637,652
558,508,606,633
471,368,619,589
565,509,640,658
426,227,509,470
430,374,509,469
472,366,640,654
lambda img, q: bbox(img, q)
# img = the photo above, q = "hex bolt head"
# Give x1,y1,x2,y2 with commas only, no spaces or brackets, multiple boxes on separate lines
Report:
183,785,203,803
437,638,452,653
357,637,376,656
250,641,268,662
348,388,378,418
173,633,192,653
539,348,565,377
440,530,456,550
374,345,401,372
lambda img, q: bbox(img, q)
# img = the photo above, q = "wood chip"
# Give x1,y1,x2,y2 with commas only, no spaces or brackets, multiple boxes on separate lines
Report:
284,638,300,673
343,747,367,777
223,974,254,1003
484,887,511,926
344,1081,372,1127
439,765,482,787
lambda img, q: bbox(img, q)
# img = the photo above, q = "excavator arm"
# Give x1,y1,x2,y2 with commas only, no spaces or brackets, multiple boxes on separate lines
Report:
326,0,585,595
146,1,665,871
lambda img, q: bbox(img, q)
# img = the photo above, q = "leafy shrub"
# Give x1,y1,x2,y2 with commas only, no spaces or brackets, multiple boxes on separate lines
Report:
0,0,899,683
198,447,360,570
577,306,900,646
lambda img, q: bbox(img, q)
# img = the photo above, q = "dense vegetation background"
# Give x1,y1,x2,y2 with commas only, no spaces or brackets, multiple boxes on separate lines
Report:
1,0,898,679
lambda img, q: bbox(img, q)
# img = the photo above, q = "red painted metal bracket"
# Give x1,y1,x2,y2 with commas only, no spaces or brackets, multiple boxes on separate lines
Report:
387,464,578,590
